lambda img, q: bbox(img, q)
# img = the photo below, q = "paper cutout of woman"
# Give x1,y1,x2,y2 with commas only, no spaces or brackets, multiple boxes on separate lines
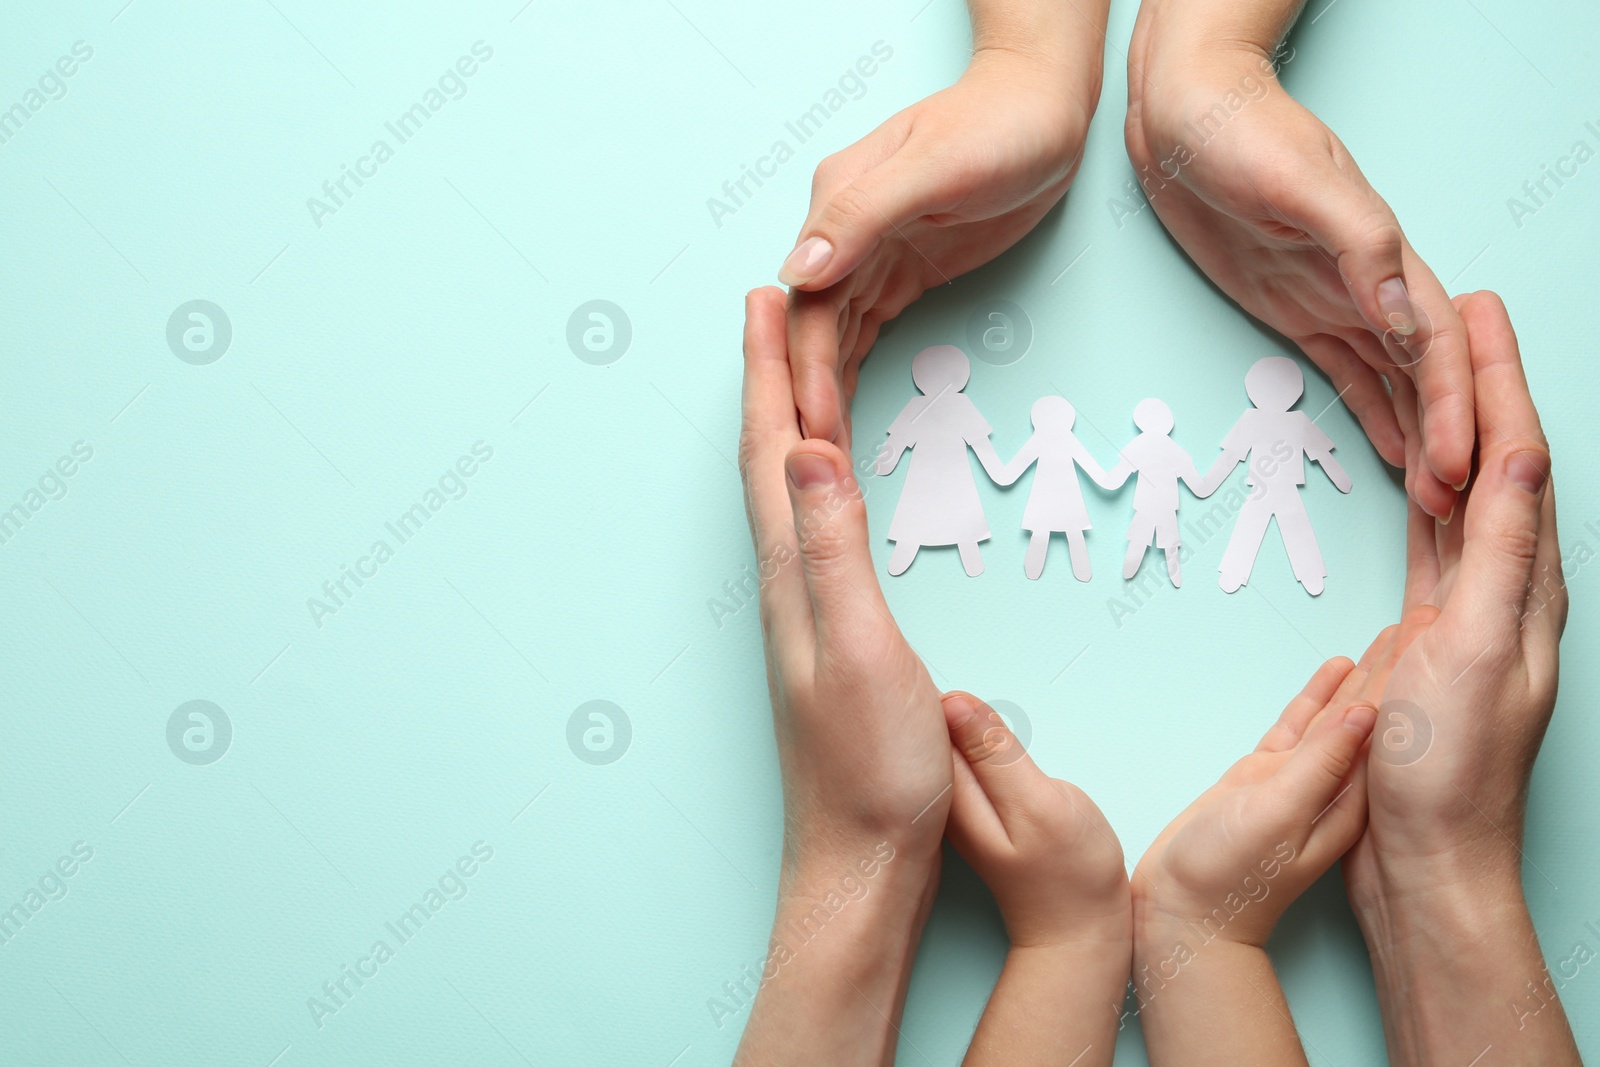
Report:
876,346,1008,577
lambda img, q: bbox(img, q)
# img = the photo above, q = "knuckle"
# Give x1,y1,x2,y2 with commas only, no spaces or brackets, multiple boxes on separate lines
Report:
821,184,880,233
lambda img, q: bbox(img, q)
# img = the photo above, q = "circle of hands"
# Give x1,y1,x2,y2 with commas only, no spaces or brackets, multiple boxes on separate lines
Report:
730,8,1577,1065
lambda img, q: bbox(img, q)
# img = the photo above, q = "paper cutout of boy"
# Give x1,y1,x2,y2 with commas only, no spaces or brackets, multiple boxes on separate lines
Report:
1201,356,1352,595
1106,398,1213,588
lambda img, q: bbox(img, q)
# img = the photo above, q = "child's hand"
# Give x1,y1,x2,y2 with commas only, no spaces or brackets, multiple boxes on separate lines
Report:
943,693,1129,948
942,693,1130,1067
1133,649,1382,948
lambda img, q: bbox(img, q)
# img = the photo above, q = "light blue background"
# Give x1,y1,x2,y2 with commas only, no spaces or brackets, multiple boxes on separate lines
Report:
1,1,1596,1064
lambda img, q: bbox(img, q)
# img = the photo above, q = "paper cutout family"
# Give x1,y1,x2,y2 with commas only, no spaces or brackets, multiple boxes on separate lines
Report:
876,346,1351,594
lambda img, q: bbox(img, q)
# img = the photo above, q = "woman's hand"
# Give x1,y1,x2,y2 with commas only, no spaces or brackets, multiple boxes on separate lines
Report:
781,0,1111,446
1125,1,1474,518
733,286,954,1066
1342,291,1579,1065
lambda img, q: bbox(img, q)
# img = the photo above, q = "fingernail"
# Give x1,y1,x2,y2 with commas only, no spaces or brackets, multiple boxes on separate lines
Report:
1452,478,1468,492
786,451,836,490
1440,501,1455,525
798,414,811,439
1344,703,1378,736
778,237,833,287
1377,277,1417,336
943,693,980,728
1507,450,1550,494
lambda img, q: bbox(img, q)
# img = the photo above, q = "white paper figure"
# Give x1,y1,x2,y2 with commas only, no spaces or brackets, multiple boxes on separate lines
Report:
1105,398,1213,588
877,345,1009,577
998,396,1125,581
1201,357,1352,595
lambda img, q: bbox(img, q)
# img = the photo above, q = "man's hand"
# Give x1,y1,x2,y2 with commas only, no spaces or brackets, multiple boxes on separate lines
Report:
1126,1,1474,517
1343,291,1578,1066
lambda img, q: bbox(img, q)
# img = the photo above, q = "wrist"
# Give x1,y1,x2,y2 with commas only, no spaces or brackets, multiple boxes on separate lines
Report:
966,5,1106,134
1348,868,1576,1065
1131,0,1294,87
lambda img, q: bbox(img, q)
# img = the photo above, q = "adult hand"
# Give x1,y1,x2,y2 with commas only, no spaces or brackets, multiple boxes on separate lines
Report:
734,287,953,1066
1126,1,1474,518
1342,291,1578,1065
781,0,1111,446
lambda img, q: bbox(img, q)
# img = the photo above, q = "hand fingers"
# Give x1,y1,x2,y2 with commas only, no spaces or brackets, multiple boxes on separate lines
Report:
1392,249,1476,492
1256,656,1356,753
1448,291,1552,642
740,287,812,634
1295,624,1399,738
786,289,849,445
941,692,1051,835
1524,485,1567,675
1402,500,1441,615
1261,703,1378,826
779,139,946,292
784,439,892,648
946,742,1007,857
1299,334,1405,466
1389,371,1457,519
1359,605,1436,705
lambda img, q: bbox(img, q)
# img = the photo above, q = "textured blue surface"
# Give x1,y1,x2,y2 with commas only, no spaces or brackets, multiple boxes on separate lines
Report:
1,1,1596,1063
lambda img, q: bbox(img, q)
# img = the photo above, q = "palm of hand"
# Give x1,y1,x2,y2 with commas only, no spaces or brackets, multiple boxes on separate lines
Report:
774,622,952,851
791,54,1089,445
1133,748,1292,942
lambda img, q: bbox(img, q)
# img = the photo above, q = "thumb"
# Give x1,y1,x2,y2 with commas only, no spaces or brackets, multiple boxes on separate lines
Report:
778,146,947,291
1264,703,1378,824
1450,291,1551,639
784,441,889,644
1291,173,1417,345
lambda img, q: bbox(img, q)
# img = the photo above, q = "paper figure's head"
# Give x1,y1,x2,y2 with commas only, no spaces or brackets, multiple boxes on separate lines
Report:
1244,356,1304,412
911,345,970,395
1031,395,1075,431
1133,397,1173,434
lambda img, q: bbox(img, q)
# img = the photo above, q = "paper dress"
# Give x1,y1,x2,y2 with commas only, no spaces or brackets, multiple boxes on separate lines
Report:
877,346,1008,577
1000,396,1124,581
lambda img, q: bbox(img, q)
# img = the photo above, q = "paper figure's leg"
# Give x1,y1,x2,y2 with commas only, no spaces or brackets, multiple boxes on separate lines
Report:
1066,531,1091,583
1024,530,1050,581
1123,539,1147,580
958,541,984,577
1275,497,1327,595
888,540,918,576
1157,512,1181,588
1219,496,1272,593
1123,511,1154,580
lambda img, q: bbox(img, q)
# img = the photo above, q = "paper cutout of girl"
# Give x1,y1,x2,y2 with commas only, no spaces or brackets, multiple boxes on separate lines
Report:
877,346,1008,577
999,396,1126,581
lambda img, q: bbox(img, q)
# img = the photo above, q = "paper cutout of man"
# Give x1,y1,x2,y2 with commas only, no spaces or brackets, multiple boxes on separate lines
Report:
1202,357,1352,595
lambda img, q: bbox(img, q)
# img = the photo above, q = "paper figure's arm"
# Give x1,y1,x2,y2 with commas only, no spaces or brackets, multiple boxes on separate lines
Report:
1074,440,1126,491
875,404,919,475
1311,447,1353,493
974,435,1019,485
875,435,909,476
1102,457,1135,491
1178,453,1211,497
993,436,1040,486
1197,421,1247,496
